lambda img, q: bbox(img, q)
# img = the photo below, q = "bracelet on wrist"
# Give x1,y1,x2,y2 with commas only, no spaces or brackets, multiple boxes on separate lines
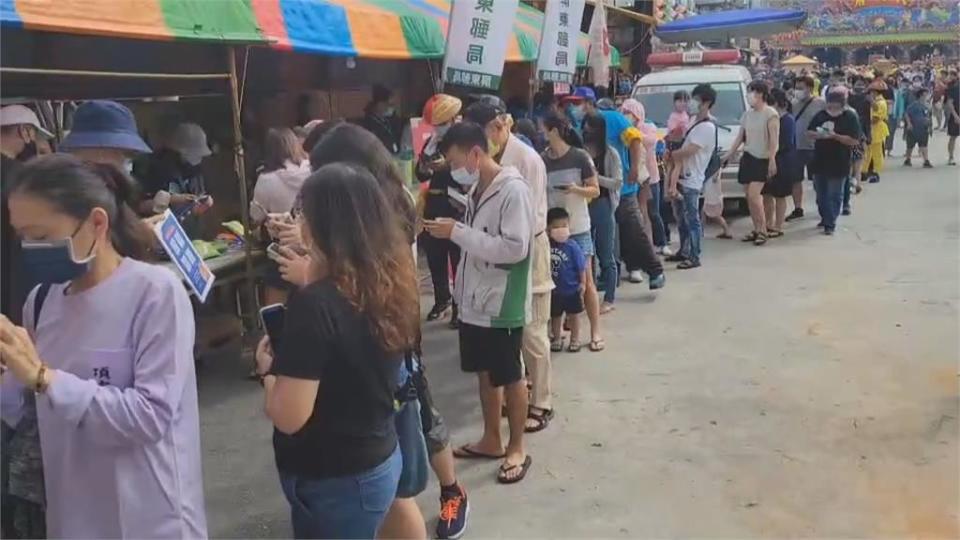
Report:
35,363,49,394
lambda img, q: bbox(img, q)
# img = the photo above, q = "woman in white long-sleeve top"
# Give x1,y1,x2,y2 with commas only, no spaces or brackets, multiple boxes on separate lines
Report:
0,154,206,539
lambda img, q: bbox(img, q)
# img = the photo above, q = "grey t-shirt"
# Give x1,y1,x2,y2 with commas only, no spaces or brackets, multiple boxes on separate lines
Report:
740,106,780,159
543,147,596,235
792,96,826,151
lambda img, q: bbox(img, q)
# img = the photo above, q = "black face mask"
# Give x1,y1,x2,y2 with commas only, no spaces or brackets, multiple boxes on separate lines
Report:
16,141,37,161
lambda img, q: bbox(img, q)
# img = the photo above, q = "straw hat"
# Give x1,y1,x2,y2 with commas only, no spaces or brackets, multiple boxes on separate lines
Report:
422,94,462,126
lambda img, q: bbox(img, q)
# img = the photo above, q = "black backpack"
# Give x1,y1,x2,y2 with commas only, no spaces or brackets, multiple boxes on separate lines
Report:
681,118,722,181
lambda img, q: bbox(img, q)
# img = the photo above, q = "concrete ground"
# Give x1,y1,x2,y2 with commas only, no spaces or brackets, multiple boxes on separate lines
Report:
198,133,959,538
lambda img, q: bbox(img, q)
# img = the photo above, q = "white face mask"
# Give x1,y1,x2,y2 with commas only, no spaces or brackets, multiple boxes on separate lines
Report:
688,99,701,115
549,226,571,243
450,161,479,186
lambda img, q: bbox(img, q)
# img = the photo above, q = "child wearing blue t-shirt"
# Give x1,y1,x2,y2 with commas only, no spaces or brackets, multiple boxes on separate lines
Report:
548,207,587,353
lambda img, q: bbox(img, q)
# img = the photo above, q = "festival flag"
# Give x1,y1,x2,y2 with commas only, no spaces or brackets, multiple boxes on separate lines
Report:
587,0,612,88
536,0,587,84
443,0,521,90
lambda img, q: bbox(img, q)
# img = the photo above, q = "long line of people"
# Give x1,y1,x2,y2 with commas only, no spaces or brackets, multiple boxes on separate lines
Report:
0,66,949,539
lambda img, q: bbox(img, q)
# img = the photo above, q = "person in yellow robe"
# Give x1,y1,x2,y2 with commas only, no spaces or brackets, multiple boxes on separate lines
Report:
864,80,890,182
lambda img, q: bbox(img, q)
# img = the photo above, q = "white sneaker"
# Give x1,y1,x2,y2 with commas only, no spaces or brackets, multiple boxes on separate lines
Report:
659,246,675,257
627,270,644,283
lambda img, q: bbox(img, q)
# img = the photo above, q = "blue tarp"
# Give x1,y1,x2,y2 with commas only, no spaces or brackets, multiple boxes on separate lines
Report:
656,9,807,43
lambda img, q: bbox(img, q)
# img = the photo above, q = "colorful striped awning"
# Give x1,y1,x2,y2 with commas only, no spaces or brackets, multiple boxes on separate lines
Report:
0,0,618,65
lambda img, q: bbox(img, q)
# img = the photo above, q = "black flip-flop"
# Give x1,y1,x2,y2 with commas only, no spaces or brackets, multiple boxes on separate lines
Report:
497,455,533,484
454,445,505,460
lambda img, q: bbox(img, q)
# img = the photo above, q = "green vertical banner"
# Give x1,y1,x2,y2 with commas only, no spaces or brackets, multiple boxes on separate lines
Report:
443,0,520,90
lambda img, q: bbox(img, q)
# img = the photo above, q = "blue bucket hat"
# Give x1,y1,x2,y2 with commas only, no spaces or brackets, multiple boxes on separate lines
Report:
61,100,151,154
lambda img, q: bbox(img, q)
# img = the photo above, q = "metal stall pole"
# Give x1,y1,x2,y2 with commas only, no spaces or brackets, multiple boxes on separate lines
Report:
226,46,257,340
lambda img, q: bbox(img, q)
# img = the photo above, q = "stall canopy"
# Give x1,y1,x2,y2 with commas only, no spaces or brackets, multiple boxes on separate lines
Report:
655,8,807,43
1,0,618,65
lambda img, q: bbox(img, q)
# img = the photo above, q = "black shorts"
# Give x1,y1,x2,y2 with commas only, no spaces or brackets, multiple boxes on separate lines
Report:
550,292,584,318
948,117,960,137
459,323,524,387
738,152,769,185
906,130,930,149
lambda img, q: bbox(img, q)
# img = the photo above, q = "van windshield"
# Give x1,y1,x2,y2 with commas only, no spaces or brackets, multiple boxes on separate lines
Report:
632,82,744,127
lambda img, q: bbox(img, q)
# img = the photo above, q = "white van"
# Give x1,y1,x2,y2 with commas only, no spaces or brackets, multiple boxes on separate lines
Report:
631,65,752,204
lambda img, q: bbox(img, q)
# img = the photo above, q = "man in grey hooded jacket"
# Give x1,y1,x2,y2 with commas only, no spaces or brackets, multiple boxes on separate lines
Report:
424,122,534,484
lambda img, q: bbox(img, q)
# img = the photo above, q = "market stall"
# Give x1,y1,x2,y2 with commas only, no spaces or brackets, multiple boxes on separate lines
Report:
1,1,273,355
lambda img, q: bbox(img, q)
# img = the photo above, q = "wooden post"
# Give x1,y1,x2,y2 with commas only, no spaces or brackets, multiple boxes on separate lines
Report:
227,46,256,331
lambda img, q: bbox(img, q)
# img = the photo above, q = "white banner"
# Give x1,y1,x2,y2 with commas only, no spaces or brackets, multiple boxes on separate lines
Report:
587,0,611,88
443,0,520,90
536,0,586,84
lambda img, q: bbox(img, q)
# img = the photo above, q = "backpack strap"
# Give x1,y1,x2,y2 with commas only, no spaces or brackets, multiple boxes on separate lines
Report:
32,283,51,332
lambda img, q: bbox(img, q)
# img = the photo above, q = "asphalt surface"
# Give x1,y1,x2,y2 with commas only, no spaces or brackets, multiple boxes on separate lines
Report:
198,132,959,538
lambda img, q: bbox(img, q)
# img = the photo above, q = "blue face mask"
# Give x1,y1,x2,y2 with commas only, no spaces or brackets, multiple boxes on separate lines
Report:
20,224,96,284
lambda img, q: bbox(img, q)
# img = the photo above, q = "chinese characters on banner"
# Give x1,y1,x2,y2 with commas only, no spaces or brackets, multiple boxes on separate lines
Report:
443,0,520,90
536,0,586,84
587,0,612,88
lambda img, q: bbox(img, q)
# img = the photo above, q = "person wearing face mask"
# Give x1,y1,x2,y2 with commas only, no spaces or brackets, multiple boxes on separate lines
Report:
0,155,207,538
807,90,862,236
582,113,622,312
788,76,826,222
361,84,401,155
727,81,780,246
462,99,555,438
540,112,603,352
0,105,54,327
424,122,534,485
138,121,211,213
416,94,465,326
620,98,670,257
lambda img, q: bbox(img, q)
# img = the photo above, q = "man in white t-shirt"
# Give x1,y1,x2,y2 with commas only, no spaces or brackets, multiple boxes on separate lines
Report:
666,84,718,269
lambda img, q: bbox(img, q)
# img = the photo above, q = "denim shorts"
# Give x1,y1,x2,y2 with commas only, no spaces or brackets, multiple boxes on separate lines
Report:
279,446,401,539
570,230,595,257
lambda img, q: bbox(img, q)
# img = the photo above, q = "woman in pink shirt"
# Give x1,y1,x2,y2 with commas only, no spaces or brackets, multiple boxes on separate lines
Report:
620,99,671,255
0,155,206,538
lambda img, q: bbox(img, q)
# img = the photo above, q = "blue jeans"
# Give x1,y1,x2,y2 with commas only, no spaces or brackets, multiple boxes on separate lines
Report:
647,182,667,249
279,446,401,539
671,185,702,264
590,196,617,304
843,176,852,211
814,175,845,231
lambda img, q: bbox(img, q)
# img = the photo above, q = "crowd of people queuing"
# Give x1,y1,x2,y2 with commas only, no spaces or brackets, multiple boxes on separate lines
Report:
0,58,956,539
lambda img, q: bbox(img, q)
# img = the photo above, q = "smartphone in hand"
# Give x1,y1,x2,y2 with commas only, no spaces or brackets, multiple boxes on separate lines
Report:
259,304,286,351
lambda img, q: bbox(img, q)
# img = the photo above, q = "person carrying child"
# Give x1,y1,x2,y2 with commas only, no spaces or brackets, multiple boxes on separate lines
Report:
664,91,692,198
547,208,587,353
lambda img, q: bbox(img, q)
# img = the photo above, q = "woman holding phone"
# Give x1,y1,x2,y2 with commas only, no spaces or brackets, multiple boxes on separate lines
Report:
250,128,311,305
0,155,206,538
540,112,603,351
254,163,420,539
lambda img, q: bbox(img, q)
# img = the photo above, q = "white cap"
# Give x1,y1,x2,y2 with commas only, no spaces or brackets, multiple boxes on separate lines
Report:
169,122,211,166
0,105,53,138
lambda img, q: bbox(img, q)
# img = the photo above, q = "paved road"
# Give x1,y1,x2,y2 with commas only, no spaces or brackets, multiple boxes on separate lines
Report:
198,133,958,538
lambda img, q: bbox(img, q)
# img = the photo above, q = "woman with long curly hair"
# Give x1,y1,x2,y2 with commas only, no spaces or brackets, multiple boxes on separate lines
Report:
254,162,420,539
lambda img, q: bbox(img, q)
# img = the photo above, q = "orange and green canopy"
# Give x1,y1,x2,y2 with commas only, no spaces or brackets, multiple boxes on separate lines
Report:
1,0,618,65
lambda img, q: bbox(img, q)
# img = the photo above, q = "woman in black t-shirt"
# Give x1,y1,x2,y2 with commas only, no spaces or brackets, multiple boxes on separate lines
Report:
254,163,420,539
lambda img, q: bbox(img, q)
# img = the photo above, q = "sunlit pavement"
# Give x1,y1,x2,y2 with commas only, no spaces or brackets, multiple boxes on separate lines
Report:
198,132,958,538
